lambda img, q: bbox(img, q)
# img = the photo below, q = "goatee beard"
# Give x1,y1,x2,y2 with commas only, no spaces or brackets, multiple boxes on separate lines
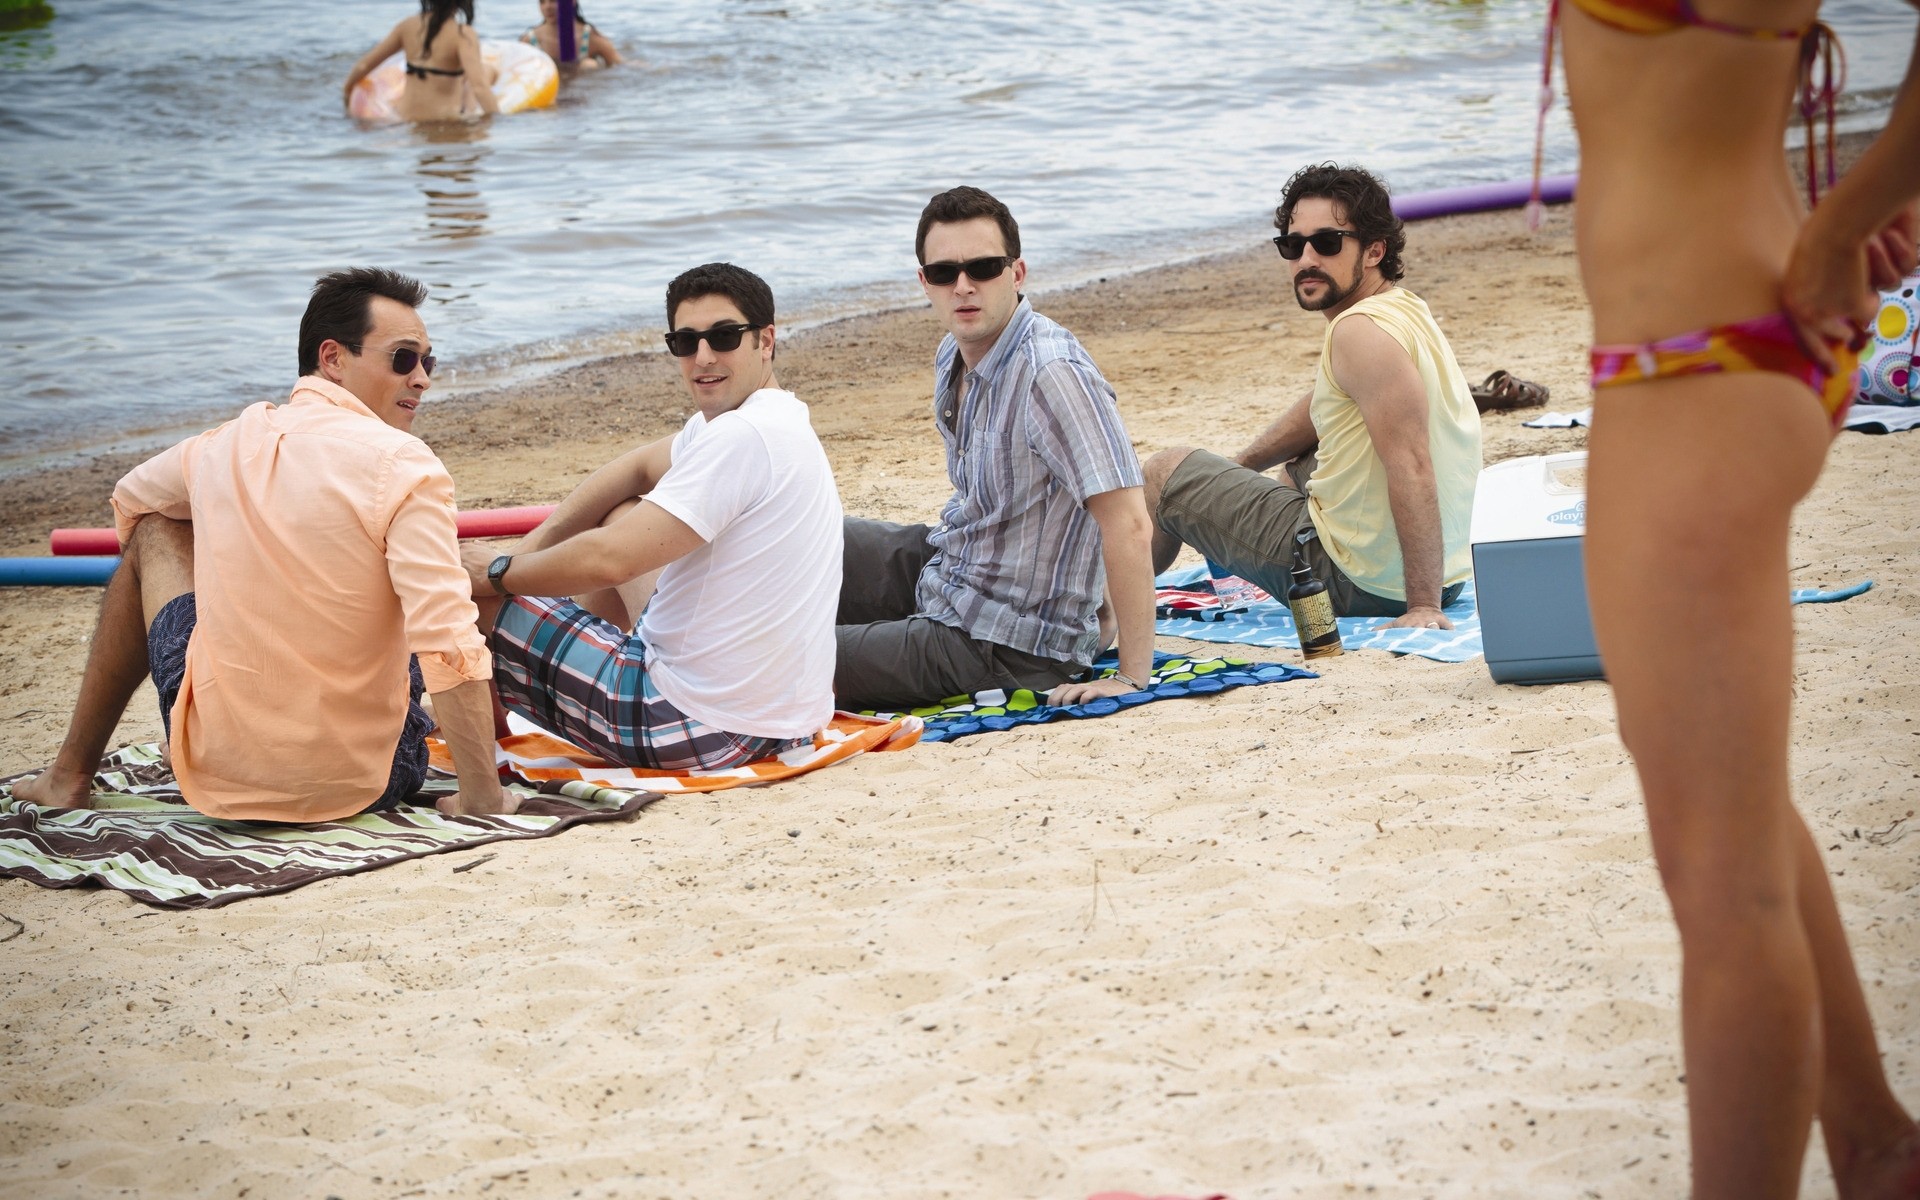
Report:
1294,266,1358,313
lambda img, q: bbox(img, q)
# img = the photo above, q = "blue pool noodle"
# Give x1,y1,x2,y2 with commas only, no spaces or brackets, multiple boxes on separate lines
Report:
0,556,119,586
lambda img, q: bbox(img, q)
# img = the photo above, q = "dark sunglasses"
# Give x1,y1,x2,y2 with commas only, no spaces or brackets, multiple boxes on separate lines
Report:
1272,229,1362,260
664,322,763,358
389,346,437,376
920,256,1013,287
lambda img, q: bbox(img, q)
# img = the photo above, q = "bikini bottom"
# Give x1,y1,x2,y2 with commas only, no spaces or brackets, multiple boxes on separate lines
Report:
1589,311,1860,430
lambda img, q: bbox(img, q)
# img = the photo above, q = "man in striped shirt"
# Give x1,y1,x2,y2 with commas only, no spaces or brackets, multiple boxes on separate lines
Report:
834,187,1157,712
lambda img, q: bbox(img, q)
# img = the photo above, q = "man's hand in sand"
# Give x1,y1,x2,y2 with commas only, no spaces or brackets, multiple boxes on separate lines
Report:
436,786,522,817
1046,675,1143,707
12,768,94,810
1387,605,1452,632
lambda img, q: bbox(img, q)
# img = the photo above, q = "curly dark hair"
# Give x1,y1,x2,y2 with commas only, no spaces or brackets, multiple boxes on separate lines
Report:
298,267,428,376
1274,163,1406,282
915,186,1021,265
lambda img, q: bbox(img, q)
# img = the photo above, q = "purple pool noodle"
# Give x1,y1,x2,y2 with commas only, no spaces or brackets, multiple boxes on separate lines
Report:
0,556,119,586
1393,173,1578,222
558,0,577,63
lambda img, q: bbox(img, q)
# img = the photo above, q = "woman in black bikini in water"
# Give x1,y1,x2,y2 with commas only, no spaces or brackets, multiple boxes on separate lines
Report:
343,0,499,122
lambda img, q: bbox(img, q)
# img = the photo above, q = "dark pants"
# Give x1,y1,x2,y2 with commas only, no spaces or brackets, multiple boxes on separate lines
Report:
1155,450,1463,618
148,593,433,811
834,518,1081,711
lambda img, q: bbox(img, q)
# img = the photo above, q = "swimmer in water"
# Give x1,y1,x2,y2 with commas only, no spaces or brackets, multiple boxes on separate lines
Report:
520,0,623,69
343,0,499,122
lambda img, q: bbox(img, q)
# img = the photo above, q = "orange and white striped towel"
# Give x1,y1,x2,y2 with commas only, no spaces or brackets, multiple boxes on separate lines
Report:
428,710,922,795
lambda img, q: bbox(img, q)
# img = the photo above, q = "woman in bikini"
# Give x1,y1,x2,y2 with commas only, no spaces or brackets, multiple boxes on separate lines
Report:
521,0,622,70
1555,1,1920,1195
343,0,499,122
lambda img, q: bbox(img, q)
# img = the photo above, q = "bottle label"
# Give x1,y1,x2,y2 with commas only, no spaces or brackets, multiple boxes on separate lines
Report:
1290,591,1344,659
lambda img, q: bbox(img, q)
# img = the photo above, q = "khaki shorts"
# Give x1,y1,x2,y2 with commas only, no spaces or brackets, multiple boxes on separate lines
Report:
1156,449,1461,618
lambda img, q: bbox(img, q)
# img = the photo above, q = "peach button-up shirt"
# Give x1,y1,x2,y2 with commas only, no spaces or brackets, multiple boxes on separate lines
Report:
111,376,491,822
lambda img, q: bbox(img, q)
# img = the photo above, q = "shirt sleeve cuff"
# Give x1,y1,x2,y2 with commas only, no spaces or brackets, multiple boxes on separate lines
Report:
418,643,493,693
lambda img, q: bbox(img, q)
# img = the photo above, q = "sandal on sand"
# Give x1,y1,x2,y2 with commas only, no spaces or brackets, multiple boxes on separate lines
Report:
1471,369,1549,413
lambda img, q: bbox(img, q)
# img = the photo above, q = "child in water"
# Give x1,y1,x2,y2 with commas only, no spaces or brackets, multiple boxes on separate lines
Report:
521,0,622,69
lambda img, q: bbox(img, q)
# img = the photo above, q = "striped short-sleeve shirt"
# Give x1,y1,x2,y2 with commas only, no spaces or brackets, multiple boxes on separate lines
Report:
915,299,1142,664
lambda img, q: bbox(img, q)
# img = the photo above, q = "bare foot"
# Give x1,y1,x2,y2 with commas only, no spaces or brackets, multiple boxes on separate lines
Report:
12,768,94,809
436,788,522,817
1837,1124,1920,1200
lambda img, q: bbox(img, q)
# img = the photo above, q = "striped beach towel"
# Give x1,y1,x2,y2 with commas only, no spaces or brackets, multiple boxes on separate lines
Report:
1156,567,1874,663
434,710,924,794
0,743,651,910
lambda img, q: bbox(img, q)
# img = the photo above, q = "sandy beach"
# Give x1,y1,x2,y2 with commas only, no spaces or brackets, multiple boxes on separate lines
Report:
2,199,1916,1199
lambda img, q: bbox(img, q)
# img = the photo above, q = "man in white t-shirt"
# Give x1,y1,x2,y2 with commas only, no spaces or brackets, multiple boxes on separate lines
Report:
459,263,843,768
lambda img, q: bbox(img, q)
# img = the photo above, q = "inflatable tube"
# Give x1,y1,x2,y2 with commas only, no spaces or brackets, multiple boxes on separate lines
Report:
349,40,559,122
50,504,557,556
1393,173,1577,222
0,556,118,587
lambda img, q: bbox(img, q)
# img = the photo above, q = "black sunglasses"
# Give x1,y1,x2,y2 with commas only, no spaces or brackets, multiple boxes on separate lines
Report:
389,346,437,376
1272,229,1362,260
920,256,1013,287
664,322,763,358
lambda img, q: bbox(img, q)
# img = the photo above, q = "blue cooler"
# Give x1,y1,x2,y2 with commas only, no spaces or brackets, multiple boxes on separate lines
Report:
1469,452,1605,684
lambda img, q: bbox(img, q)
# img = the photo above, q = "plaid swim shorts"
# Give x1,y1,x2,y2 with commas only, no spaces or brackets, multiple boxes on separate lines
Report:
147,593,432,809
489,595,808,770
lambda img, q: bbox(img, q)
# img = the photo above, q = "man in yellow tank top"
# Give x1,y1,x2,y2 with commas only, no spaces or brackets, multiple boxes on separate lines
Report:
1142,163,1482,629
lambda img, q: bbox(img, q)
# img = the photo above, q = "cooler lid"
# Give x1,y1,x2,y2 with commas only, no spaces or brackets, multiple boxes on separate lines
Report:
1470,451,1588,544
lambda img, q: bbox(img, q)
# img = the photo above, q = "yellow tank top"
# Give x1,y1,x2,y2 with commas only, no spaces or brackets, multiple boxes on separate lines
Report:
1306,287,1481,601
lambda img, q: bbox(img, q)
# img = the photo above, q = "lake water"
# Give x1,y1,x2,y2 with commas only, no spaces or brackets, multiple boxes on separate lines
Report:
0,0,1912,471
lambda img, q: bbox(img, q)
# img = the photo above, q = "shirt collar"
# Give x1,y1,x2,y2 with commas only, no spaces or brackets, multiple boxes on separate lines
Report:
290,374,382,422
967,297,1034,385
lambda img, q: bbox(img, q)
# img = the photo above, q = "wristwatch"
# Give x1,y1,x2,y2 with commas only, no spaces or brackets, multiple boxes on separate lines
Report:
486,554,514,596
1109,670,1146,691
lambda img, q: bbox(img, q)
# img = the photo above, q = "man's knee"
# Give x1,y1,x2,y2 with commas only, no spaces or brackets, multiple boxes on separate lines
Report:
124,514,192,561
1141,447,1195,515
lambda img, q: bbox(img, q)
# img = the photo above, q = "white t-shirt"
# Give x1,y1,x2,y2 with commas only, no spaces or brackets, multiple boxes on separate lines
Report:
640,389,843,738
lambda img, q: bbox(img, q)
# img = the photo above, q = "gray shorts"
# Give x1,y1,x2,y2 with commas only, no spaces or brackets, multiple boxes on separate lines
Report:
834,518,1081,712
1156,450,1461,619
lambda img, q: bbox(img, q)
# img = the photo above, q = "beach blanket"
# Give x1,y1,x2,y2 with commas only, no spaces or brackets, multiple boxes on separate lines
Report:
0,744,651,910
435,711,923,794
1523,405,1920,434
1154,565,1873,663
876,651,1313,743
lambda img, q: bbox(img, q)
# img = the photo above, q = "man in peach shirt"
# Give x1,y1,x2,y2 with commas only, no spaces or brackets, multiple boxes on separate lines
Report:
16,268,512,820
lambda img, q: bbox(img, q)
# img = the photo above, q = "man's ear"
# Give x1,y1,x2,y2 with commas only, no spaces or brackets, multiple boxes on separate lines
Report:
1365,241,1386,269
759,324,776,361
1011,258,1028,289
316,339,347,383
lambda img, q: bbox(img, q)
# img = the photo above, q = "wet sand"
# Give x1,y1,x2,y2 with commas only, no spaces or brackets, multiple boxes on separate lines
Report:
2,194,1916,1198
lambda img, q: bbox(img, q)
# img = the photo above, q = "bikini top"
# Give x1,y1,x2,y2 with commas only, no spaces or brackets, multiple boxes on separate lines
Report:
521,22,604,64
405,61,464,79
1567,0,1810,38
1528,0,1845,227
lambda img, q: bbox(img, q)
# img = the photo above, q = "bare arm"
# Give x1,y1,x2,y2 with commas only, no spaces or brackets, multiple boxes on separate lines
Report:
1331,316,1452,630
465,499,704,599
456,27,499,115
343,19,407,106
586,25,623,66
511,435,676,555
1233,391,1318,473
432,679,516,815
1046,486,1158,706
1785,19,1920,359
